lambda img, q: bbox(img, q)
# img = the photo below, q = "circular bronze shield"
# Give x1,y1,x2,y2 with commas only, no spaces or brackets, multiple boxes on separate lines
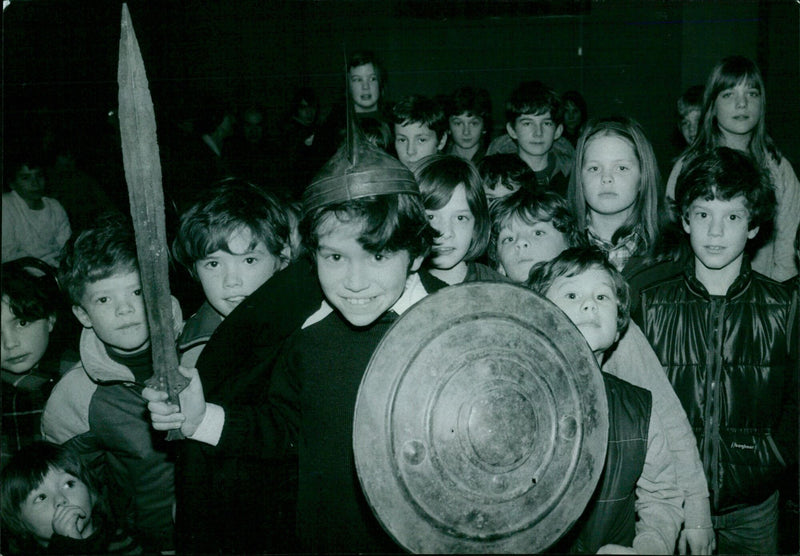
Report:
353,282,608,553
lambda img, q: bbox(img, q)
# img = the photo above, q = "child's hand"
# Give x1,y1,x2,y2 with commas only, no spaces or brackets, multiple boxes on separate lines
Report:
52,504,90,539
142,366,207,437
679,527,716,554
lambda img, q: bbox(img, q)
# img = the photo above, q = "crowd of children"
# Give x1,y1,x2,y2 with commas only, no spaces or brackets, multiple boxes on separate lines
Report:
1,51,797,555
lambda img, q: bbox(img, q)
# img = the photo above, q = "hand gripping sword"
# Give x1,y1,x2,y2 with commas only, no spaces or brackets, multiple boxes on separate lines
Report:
118,4,189,439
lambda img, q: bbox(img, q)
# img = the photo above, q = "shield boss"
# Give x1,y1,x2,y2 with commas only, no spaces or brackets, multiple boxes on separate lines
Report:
353,282,608,553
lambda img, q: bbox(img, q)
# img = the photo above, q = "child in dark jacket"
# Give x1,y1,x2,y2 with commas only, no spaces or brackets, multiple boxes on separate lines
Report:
635,147,797,554
1,442,140,555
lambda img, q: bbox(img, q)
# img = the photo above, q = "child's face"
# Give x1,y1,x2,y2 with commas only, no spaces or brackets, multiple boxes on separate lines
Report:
544,267,620,358
714,80,761,141
581,135,641,219
679,108,701,145
349,63,380,113
563,101,582,132
1,297,55,374
72,270,150,354
315,218,422,327
427,184,475,272
195,228,286,318
496,216,570,283
483,179,520,203
682,195,758,275
20,467,95,544
11,165,46,200
448,112,484,151
394,122,445,169
507,112,563,160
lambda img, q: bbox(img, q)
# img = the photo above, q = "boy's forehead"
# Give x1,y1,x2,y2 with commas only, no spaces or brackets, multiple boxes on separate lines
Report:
690,194,750,212
516,110,552,121
396,121,435,135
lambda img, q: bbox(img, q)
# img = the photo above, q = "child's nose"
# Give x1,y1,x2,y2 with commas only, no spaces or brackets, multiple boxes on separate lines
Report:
516,238,530,250
708,216,724,236
735,92,747,108
581,297,597,312
54,493,69,508
344,263,368,292
224,270,242,287
116,300,134,315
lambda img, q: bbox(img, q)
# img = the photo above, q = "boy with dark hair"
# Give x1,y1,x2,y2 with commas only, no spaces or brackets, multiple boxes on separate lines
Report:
41,216,180,553
635,147,796,554
2,147,72,267
144,131,438,552
676,84,704,147
503,80,573,196
390,94,448,170
444,85,492,163
527,246,682,554
477,152,536,203
172,178,292,368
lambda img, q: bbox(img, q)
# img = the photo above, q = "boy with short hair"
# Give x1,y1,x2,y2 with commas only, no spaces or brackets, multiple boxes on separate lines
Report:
504,80,573,196
172,178,292,368
489,188,583,282
527,246,682,554
635,146,796,554
41,216,180,552
145,135,437,552
2,148,72,267
390,94,448,170
477,153,536,203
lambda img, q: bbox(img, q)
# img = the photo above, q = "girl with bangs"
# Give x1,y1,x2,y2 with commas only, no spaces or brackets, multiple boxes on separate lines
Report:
414,154,506,286
665,55,800,281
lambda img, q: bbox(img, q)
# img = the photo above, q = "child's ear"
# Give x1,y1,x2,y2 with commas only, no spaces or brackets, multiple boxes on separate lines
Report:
436,133,448,152
506,122,518,140
72,305,93,329
681,216,691,235
410,255,425,273
553,123,563,141
47,314,57,333
747,225,760,240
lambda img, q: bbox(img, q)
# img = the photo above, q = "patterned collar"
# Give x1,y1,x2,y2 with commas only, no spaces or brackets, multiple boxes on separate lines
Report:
586,226,645,272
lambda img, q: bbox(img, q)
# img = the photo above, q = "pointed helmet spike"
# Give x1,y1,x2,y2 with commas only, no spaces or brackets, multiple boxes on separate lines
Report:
302,51,418,216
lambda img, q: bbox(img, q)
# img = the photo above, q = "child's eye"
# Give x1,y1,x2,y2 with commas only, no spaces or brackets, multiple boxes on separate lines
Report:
728,214,740,221
596,294,607,301
204,261,219,269
65,479,76,489
373,252,392,262
534,230,546,237
426,213,436,221
617,165,629,172
396,137,406,143
456,215,471,222
133,289,142,297
748,90,760,98
566,293,577,300
585,165,599,173
34,493,47,503
325,254,342,262
543,121,554,128
96,296,110,304
244,257,258,264
500,236,514,244
369,76,377,83
417,137,427,143
17,319,30,328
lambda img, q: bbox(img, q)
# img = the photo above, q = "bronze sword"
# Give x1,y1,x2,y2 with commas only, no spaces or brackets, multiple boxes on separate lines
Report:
118,3,189,439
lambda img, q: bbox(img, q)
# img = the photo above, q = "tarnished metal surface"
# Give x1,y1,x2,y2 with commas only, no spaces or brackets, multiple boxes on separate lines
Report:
353,282,608,553
118,4,189,425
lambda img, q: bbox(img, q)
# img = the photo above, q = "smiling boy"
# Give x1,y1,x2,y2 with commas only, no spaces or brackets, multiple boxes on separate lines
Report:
635,147,796,554
41,217,181,552
144,134,437,552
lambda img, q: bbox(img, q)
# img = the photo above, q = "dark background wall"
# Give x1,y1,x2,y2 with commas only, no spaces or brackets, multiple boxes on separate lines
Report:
4,0,798,189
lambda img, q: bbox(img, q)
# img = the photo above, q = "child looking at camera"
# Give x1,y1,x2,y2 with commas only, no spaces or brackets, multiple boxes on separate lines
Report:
172,179,291,368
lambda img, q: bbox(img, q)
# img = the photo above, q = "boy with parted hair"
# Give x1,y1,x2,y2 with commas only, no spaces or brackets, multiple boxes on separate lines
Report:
527,246,682,554
390,94,449,170
503,80,573,196
41,216,181,553
635,146,796,554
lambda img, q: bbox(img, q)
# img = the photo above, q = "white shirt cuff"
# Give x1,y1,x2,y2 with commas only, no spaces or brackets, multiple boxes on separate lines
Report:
189,403,225,446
